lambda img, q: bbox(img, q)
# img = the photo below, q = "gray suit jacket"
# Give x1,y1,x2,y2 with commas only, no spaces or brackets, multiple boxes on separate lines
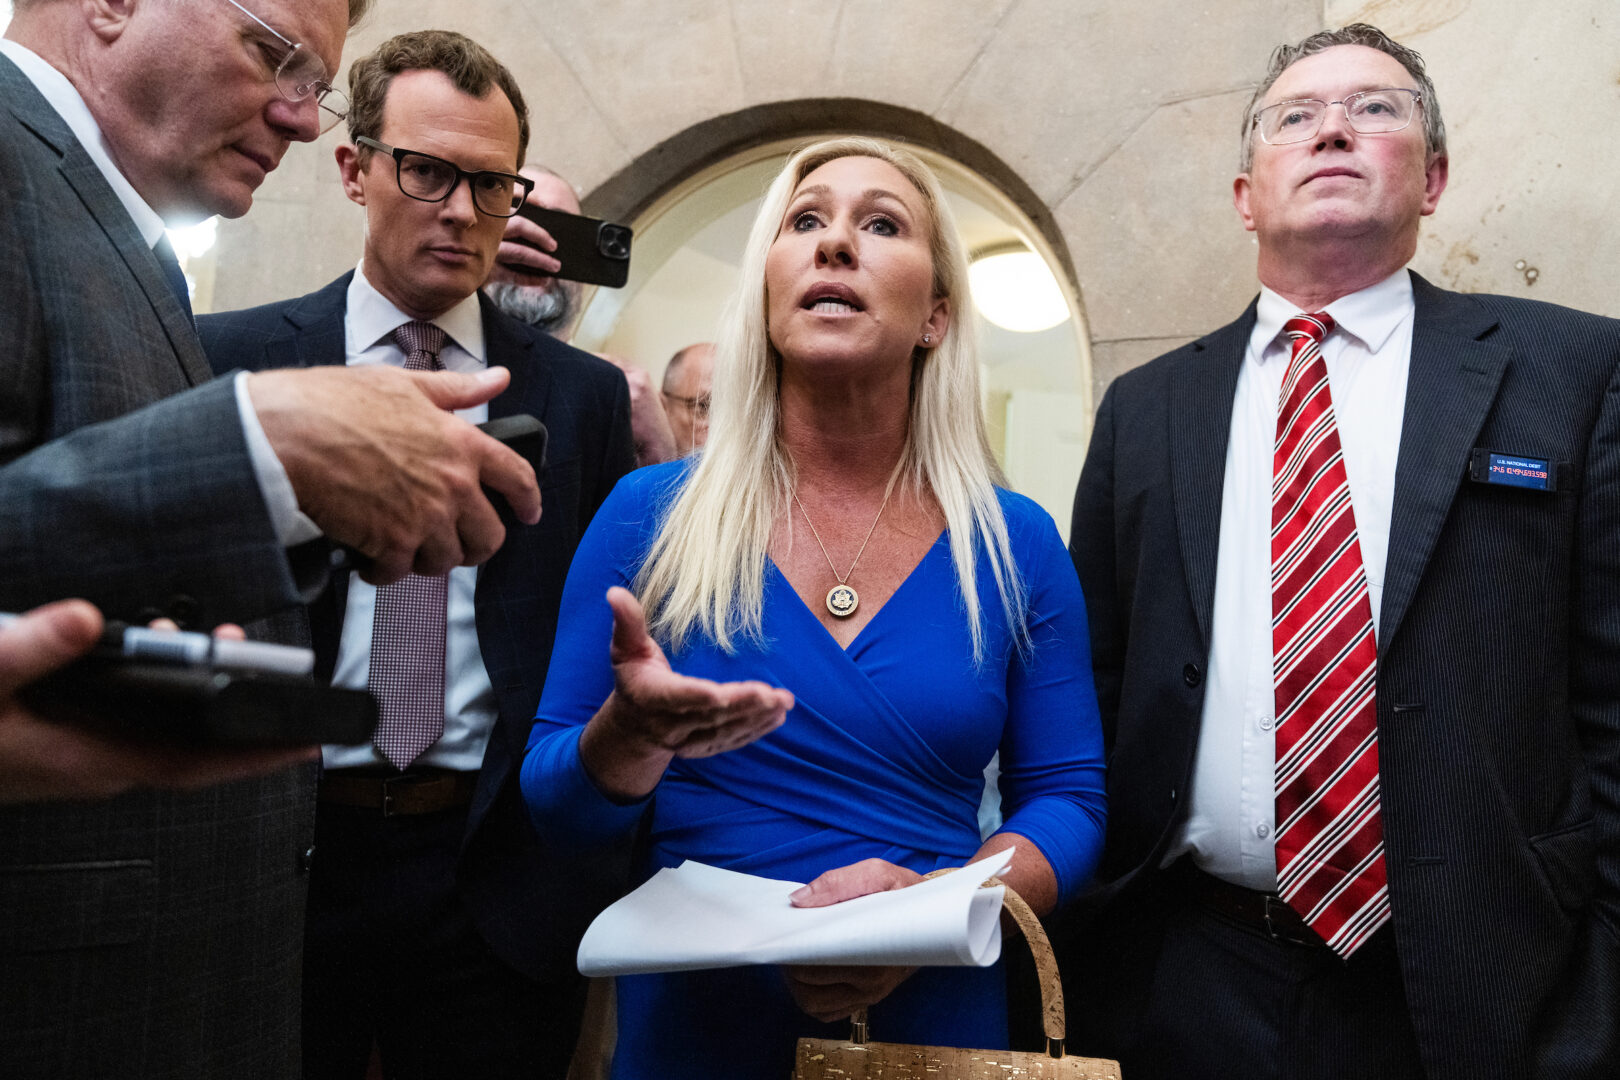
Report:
1067,273,1620,1079
0,54,316,1079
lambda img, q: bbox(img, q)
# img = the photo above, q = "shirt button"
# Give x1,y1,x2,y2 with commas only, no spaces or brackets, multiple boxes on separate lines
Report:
1256,823,1272,839
1183,663,1203,688
1259,715,1274,731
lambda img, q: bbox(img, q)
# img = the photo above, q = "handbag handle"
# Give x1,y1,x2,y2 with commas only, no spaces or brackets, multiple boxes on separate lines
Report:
847,872,1067,1059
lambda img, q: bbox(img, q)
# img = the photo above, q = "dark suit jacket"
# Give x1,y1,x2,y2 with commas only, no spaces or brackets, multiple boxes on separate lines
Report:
1068,273,1619,1080
0,54,319,1079
198,273,637,981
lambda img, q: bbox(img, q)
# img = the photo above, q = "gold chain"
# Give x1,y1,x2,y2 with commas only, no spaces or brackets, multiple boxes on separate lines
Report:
792,460,905,586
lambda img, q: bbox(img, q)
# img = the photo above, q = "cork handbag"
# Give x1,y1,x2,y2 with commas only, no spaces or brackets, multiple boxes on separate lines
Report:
792,876,1122,1079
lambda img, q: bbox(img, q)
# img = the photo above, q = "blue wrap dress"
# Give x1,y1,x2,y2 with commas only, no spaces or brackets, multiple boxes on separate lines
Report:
522,461,1107,1078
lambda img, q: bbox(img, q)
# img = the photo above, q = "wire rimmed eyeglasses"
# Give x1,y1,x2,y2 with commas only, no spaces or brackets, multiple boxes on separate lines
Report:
661,391,711,421
355,137,534,218
1252,88,1422,146
222,0,348,134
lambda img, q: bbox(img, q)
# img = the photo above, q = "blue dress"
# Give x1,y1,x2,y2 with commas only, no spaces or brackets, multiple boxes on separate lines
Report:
522,462,1107,1078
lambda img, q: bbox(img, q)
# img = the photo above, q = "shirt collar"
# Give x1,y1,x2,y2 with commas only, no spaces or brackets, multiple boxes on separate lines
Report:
1253,267,1414,361
0,40,167,248
347,260,487,364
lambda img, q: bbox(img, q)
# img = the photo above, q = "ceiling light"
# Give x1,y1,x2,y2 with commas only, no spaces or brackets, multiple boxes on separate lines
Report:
969,249,1068,333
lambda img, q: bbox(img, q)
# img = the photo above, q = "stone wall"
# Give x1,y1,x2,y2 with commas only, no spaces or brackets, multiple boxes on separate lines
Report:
214,0,1620,403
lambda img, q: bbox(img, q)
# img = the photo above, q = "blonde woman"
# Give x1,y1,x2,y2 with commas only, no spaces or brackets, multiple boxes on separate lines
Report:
521,137,1106,1076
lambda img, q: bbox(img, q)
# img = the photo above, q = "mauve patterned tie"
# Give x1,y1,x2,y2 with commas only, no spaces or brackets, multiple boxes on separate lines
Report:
1271,312,1389,958
369,321,450,770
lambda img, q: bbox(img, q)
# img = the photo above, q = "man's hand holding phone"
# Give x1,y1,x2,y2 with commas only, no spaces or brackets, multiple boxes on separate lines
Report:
490,210,563,285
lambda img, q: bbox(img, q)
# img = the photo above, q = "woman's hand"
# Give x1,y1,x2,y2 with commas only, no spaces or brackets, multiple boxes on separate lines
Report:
784,859,924,1023
579,587,794,800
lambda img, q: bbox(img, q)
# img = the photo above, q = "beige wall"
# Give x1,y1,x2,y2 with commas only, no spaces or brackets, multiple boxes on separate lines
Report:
214,0,1620,403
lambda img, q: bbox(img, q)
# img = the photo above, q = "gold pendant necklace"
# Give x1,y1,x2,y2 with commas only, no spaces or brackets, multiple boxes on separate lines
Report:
792,462,903,619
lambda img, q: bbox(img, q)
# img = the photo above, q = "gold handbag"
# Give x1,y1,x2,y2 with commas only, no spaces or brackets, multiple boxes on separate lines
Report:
792,877,1121,1078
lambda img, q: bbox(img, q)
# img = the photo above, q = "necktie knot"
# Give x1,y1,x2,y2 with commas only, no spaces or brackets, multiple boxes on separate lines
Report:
392,321,447,371
1282,311,1335,348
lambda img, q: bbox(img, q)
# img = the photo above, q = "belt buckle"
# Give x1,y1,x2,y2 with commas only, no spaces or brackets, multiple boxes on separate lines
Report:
380,775,409,817
1262,894,1296,944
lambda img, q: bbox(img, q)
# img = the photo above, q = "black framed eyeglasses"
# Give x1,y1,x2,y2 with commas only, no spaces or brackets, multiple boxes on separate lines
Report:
222,0,348,134
355,137,533,218
1253,87,1422,146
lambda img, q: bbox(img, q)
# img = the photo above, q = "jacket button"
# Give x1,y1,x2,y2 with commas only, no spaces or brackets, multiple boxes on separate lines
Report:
299,846,316,873
1183,663,1203,688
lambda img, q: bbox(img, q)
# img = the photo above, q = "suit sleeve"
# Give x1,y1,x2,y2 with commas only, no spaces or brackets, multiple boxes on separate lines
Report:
1536,348,1620,1077
0,193,308,627
0,365,309,628
1070,380,1124,749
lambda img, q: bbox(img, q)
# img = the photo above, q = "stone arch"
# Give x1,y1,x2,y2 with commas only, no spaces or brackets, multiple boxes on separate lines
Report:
581,98,1077,291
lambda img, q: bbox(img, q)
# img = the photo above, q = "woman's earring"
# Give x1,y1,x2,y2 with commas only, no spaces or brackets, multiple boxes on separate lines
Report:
922,334,933,345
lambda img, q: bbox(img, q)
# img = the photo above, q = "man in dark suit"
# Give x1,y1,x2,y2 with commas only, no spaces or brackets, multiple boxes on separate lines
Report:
1064,23,1618,1080
199,31,634,1079
0,1,543,1077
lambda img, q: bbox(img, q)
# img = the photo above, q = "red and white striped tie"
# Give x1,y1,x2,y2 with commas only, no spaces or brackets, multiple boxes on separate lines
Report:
1271,312,1389,958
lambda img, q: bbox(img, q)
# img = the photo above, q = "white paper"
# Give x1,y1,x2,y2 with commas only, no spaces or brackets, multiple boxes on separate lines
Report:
577,847,1016,976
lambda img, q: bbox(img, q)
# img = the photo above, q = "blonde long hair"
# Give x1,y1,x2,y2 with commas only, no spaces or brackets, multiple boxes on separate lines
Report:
634,137,1024,661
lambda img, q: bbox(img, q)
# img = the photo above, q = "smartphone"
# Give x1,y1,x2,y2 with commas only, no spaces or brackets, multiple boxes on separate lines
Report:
514,204,633,288
20,659,379,747
480,414,548,478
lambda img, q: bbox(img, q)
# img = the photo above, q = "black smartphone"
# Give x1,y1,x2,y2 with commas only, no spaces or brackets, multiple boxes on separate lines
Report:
20,659,379,747
479,414,548,477
479,414,548,521
514,204,633,288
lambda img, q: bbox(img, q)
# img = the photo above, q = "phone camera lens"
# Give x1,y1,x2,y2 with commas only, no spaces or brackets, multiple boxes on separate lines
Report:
597,225,631,261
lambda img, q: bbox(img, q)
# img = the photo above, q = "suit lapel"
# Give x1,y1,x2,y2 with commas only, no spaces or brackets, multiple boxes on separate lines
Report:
479,293,549,423
1169,305,1256,648
276,273,353,370
1378,273,1509,654
1,57,211,387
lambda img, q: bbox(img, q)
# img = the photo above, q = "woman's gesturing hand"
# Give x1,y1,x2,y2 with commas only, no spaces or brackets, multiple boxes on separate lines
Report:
579,587,795,800
784,859,924,1023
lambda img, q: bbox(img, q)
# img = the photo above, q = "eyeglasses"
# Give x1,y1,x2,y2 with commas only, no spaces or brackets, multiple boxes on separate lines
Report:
1252,88,1422,146
222,0,348,134
355,137,534,218
661,391,711,421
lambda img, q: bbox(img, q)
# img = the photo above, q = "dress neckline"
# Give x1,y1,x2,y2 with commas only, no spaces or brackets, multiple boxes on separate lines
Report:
767,528,948,654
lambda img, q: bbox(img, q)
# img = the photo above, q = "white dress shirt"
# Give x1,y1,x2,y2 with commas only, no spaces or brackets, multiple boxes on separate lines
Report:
0,39,311,548
1169,268,1414,890
323,265,498,772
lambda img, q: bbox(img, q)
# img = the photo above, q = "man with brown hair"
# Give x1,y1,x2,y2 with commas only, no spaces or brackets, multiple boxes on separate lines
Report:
0,1,541,1077
1065,22,1619,1080
199,30,634,1079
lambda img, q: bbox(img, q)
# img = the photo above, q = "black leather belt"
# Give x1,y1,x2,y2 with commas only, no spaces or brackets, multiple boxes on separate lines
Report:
1174,861,1327,948
318,768,478,816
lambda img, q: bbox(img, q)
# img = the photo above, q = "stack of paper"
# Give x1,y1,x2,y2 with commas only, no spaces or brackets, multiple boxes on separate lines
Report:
577,847,1015,976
